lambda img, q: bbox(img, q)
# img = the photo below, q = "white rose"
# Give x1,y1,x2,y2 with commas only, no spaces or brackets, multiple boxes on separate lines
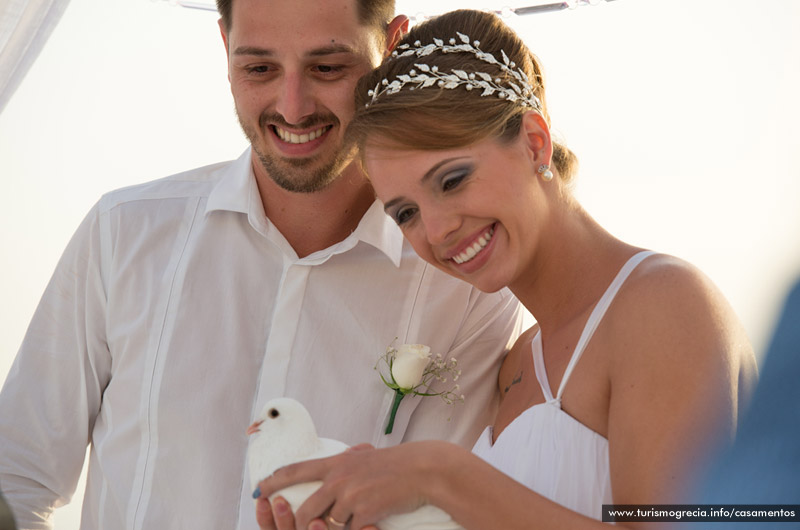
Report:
391,344,432,390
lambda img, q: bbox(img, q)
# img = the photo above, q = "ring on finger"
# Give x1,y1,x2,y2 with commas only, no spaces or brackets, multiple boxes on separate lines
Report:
327,514,347,528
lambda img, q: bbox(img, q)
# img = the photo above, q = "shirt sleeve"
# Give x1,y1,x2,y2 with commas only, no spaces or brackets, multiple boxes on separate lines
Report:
450,287,525,361
0,202,112,529
402,286,526,448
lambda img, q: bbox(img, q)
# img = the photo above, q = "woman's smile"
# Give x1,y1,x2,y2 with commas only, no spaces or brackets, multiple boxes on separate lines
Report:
449,224,495,265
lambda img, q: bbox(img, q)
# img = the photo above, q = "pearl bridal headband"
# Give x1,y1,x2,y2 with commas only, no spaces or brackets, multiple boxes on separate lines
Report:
365,32,542,111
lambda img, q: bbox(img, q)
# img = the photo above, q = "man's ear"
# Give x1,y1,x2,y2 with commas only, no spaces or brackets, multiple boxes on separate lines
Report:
218,18,231,81
521,111,553,166
384,15,410,57
218,18,230,55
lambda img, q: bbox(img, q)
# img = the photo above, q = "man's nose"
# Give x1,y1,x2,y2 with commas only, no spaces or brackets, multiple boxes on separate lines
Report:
274,72,315,125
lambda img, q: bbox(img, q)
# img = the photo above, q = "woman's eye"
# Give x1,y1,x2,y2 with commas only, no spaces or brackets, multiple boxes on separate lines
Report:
395,206,418,225
441,171,468,192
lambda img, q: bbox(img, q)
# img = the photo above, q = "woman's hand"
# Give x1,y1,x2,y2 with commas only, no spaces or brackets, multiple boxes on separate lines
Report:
257,494,363,530
255,495,295,530
256,441,454,530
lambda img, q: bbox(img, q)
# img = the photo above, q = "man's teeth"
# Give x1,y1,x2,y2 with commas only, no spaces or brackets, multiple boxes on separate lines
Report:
275,125,329,144
453,228,494,265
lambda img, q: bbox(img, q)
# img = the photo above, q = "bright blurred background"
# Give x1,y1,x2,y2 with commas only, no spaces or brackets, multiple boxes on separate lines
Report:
1,0,798,527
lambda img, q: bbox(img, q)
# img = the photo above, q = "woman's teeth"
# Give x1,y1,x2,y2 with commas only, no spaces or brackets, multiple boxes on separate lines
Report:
275,125,330,144
453,227,494,265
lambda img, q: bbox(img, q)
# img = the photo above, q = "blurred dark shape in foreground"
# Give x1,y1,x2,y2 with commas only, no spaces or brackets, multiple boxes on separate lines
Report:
689,277,800,528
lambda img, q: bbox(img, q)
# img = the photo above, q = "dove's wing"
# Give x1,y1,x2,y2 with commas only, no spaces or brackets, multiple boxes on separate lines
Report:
268,437,350,511
379,504,465,530
273,481,324,513
317,437,350,458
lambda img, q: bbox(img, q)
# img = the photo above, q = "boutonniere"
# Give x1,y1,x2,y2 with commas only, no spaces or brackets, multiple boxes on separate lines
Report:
376,342,464,434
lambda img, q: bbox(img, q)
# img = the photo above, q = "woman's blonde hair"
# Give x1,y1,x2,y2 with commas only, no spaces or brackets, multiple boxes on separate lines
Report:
349,9,578,182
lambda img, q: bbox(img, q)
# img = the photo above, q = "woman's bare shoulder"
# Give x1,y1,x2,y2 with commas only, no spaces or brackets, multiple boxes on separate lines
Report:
614,252,742,332
604,251,756,390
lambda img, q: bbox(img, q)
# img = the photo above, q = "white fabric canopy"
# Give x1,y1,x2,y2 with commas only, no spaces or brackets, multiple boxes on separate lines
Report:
0,0,71,114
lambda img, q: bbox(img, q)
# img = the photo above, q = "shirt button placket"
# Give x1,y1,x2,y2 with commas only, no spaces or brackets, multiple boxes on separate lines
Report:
256,260,311,403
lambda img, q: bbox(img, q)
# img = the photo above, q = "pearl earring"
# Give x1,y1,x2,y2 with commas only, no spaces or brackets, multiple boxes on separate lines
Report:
537,164,554,181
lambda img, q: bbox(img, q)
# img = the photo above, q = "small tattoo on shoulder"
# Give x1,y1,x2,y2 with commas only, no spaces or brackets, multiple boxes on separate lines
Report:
504,371,523,394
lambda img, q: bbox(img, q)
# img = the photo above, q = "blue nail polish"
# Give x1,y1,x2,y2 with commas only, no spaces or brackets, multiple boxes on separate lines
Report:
252,486,261,499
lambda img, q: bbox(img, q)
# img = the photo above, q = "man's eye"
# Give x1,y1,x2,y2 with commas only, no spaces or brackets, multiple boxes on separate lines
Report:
314,65,344,75
395,207,418,225
247,65,271,75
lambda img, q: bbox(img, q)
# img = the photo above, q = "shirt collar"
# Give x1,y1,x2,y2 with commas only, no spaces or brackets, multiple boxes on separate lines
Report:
205,148,253,215
204,147,404,267
351,199,404,267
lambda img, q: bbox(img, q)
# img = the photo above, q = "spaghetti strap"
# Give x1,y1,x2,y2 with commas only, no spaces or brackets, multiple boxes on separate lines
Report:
531,332,557,403
554,250,656,399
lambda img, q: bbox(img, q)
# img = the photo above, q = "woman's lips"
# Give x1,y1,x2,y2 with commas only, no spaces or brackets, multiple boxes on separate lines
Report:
451,225,495,265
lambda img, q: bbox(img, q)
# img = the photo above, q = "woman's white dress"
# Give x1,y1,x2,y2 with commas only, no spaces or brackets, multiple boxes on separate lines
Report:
471,251,655,520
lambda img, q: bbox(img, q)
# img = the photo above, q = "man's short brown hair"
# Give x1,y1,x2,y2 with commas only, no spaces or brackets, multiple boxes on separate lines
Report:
216,0,395,38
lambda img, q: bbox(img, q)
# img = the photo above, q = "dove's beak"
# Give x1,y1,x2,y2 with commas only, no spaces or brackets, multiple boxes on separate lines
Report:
246,420,263,436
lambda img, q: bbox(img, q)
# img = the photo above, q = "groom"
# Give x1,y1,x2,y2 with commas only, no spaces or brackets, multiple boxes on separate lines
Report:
0,0,522,529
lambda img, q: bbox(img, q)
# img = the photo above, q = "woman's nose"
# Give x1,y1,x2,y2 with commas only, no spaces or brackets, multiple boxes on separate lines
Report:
421,207,461,247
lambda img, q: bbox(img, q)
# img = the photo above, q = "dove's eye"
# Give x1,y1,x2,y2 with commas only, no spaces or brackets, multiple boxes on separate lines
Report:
269,408,279,418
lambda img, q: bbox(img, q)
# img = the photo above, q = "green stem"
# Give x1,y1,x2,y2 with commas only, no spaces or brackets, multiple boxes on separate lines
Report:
385,390,405,434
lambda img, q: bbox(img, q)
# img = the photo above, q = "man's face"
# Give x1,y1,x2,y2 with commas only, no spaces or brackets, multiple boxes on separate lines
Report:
221,0,384,193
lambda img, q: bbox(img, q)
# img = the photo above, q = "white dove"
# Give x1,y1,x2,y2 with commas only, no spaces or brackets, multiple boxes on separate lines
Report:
246,397,464,530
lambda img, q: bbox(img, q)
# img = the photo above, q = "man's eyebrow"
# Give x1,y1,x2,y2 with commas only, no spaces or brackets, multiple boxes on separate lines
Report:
232,46,274,57
308,44,358,57
232,44,357,58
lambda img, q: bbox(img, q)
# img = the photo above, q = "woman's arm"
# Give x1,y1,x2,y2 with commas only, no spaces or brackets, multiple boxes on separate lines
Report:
257,440,604,530
605,256,757,506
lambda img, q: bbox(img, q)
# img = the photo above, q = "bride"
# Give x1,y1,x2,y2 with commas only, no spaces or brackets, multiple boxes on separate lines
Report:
256,9,757,530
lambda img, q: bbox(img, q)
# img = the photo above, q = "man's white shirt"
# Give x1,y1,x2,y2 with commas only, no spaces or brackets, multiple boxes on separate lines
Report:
0,149,523,530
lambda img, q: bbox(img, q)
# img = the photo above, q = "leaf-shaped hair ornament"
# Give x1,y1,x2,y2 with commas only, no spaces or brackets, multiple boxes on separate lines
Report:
366,32,542,111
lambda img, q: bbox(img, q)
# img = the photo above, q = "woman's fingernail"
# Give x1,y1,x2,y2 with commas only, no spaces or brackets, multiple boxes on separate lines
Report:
256,497,271,514
273,498,289,515
252,486,261,499
310,521,327,530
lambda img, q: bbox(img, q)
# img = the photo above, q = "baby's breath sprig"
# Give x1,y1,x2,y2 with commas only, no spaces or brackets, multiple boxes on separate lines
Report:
376,341,464,434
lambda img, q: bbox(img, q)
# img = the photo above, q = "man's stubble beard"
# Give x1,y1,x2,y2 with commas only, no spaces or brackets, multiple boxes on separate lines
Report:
239,112,358,194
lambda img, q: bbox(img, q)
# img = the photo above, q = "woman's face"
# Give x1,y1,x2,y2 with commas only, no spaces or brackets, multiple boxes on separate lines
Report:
366,132,548,293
